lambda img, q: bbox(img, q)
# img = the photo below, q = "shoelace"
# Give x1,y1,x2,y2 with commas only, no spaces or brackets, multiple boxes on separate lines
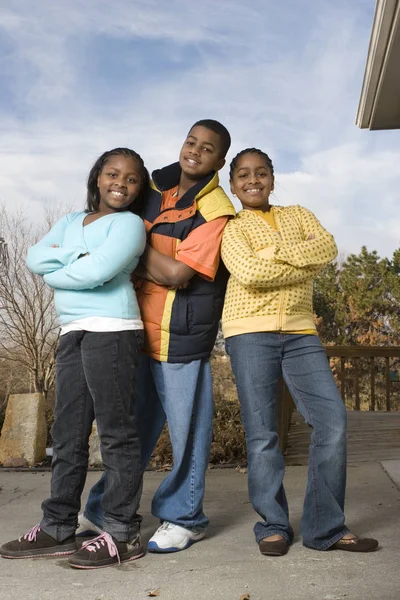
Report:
80,532,121,564
20,524,41,542
157,522,173,535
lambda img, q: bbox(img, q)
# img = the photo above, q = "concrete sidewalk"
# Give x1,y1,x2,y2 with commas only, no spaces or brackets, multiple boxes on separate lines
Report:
0,463,399,600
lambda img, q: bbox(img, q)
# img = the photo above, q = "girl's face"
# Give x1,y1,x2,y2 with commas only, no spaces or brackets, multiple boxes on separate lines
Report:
97,155,143,214
230,153,274,212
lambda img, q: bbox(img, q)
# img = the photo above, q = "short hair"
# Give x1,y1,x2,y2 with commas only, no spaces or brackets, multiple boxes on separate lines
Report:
189,119,231,158
86,148,149,216
229,148,274,181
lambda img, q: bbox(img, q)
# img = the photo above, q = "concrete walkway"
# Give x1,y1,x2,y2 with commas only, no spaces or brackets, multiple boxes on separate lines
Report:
0,463,399,600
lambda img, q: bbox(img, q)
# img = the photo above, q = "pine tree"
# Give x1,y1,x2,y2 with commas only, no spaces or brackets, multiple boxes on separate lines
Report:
340,246,400,345
313,262,347,344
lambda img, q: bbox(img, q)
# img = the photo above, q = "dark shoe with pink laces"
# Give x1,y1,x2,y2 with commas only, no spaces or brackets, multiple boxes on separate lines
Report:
0,525,77,559
68,531,144,569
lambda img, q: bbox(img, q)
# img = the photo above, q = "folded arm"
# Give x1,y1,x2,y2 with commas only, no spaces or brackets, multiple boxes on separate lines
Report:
140,245,195,287
44,216,146,290
273,207,337,268
221,220,322,290
26,215,84,275
140,217,228,287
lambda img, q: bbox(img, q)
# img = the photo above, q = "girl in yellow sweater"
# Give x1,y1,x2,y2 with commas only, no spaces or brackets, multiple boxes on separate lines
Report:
221,148,378,556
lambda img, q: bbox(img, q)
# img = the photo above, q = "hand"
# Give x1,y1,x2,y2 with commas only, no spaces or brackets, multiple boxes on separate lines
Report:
307,233,315,241
51,244,59,248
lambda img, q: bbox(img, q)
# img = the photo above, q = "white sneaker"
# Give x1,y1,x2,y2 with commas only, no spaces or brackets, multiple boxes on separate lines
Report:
75,514,102,537
147,522,206,553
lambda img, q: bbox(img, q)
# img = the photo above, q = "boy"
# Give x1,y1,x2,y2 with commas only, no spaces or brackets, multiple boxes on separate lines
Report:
79,119,236,552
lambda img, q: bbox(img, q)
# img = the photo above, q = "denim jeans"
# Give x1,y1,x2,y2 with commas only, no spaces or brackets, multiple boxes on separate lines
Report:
40,330,144,543
225,333,349,550
84,355,213,530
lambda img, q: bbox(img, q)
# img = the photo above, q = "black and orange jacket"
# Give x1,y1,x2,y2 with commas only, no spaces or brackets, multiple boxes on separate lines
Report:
137,162,236,363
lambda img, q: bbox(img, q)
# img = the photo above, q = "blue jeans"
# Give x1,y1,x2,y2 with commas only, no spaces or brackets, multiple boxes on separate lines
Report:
225,333,348,550
84,355,213,530
41,330,144,542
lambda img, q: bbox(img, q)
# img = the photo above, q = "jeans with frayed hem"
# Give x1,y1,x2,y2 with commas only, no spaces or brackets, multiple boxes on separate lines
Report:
41,330,143,543
225,332,349,550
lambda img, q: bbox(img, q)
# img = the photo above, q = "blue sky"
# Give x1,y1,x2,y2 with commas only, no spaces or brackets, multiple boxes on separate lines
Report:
1,0,399,258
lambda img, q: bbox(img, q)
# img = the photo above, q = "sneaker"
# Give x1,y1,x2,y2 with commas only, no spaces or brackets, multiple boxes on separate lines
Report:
147,522,206,553
0,525,76,559
75,514,102,537
68,531,144,569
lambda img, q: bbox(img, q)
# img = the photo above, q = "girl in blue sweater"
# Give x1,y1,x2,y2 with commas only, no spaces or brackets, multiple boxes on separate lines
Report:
0,148,148,569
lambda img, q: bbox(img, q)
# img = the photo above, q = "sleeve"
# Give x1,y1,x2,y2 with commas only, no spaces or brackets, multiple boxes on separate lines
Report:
273,207,338,268
43,215,146,290
221,219,322,290
26,215,84,275
175,216,229,281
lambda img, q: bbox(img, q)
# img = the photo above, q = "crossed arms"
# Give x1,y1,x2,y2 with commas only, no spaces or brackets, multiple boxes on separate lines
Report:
26,214,146,290
221,207,338,290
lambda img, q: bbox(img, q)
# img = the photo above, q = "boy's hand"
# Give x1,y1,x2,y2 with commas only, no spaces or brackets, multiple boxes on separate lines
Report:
51,244,59,247
306,233,315,241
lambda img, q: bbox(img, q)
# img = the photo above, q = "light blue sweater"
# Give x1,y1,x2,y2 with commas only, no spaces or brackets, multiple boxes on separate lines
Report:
26,211,146,325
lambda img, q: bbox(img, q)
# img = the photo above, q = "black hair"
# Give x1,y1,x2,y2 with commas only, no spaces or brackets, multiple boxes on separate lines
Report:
86,147,149,216
189,119,231,158
229,148,274,181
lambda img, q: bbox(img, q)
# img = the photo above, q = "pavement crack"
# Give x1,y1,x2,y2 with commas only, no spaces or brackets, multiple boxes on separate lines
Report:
0,487,41,506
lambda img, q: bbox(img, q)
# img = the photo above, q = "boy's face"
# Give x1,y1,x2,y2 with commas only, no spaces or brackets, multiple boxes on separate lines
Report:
179,126,226,180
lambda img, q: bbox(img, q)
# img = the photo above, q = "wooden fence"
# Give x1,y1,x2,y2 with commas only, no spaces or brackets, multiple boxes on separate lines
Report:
325,346,400,411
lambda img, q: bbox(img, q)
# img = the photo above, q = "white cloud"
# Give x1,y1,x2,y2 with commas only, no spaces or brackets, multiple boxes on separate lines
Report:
0,0,399,259
275,143,400,258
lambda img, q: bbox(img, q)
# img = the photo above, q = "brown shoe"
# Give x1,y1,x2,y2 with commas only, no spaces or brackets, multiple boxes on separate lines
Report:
330,536,379,552
259,537,289,556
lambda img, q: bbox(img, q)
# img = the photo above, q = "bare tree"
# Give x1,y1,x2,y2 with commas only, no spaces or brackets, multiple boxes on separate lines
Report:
0,236,8,270
0,207,59,400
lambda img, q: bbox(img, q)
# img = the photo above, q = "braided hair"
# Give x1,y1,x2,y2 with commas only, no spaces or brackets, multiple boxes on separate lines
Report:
229,148,274,181
86,148,149,216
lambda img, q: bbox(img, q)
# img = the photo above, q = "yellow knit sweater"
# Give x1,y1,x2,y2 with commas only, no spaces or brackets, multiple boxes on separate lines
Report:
221,205,338,338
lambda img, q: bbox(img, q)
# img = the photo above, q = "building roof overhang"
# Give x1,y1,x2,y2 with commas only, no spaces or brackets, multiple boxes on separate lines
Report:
356,0,400,130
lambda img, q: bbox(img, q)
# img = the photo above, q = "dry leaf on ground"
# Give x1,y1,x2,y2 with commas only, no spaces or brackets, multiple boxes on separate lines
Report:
147,589,160,597
235,466,248,474
239,595,250,600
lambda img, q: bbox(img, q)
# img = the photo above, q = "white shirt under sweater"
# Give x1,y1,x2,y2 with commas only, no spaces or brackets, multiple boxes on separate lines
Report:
60,316,143,335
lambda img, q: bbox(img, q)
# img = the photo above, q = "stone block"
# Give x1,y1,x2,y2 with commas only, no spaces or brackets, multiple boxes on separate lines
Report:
2,457,28,468
0,393,47,466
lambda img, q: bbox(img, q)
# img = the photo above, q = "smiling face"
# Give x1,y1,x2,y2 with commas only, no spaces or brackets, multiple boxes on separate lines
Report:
97,154,143,214
178,125,226,181
230,152,274,212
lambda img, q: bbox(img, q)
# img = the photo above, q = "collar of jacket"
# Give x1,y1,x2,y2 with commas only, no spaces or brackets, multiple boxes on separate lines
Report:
151,162,220,210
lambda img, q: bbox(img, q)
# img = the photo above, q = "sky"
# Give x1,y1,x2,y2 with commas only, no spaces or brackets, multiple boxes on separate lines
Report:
0,0,399,258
